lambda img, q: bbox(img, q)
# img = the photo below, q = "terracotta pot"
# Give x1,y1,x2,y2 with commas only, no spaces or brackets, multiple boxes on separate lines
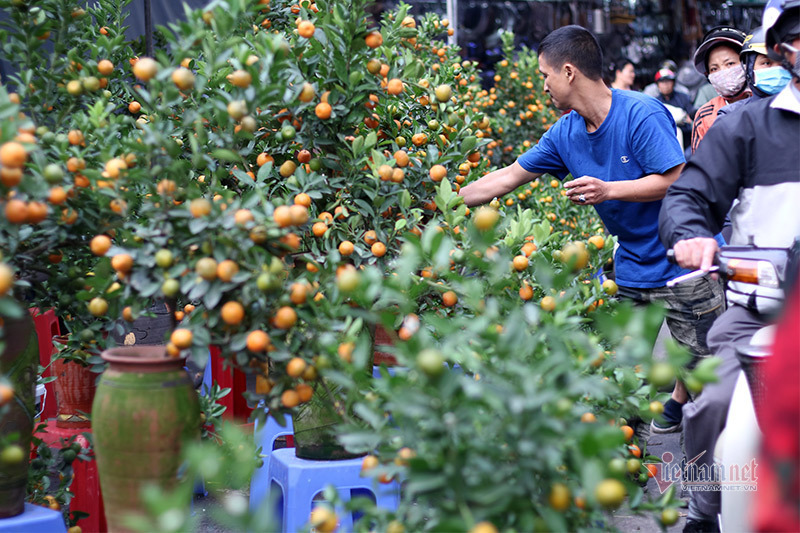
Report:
51,338,97,428
92,346,200,532
0,314,38,518
373,324,398,366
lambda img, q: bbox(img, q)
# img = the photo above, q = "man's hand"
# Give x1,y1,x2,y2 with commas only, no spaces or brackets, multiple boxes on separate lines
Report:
564,176,610,205
673,237,719,272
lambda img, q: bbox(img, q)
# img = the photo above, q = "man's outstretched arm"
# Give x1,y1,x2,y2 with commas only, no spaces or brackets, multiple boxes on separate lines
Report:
459,162,541,207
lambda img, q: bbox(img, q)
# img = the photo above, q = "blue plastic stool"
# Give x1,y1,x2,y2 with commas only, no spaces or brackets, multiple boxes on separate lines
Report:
249,410,294,512
200,358,213,395
267,447,400,533
0,503,67,533
192,360,215,497
372,365,400,378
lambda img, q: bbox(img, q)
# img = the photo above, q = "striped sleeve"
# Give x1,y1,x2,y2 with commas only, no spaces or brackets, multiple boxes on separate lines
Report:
690,100,719,154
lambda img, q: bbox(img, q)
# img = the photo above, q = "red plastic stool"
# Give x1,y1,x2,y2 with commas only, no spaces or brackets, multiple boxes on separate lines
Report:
209,346,253,422
30,309,61,421
36,420,106,533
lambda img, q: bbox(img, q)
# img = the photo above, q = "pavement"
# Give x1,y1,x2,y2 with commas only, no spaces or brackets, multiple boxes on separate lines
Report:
610,323,691,532
611,430,688,532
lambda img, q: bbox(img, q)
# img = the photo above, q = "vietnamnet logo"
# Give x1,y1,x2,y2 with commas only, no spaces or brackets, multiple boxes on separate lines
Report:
649,451,759,493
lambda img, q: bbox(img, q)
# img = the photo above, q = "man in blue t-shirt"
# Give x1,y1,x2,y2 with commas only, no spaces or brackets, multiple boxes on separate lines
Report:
459,25,724,435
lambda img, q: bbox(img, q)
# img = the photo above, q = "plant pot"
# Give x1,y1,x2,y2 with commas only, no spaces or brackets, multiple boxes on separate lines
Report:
51,337,97,428
373,324,398,366
292,384,364,460
0,313,38,518
92,346,200,532
109,300,172,347
293,325,378,461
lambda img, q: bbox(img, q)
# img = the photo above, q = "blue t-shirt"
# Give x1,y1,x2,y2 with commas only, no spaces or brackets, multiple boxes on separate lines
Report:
518,89,686,288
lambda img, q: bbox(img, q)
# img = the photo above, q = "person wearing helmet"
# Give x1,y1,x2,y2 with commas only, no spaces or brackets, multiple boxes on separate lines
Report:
643,59,692,98
717,26,792,117
659,3,800,531
765,0,800,79
690,26,750,153
653,68,696,148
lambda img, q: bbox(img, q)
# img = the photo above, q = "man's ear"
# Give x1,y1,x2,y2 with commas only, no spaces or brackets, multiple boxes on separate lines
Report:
563,63,576,82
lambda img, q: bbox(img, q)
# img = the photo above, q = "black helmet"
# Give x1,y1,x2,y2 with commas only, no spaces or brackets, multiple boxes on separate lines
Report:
693,26,748,75
764,0,800,60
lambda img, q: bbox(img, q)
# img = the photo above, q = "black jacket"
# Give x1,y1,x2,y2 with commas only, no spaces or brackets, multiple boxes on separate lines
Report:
659,87,800,312
716,92,764,117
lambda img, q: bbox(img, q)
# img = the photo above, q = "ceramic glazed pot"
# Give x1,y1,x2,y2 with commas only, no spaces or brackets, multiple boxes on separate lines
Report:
0,314,38,518
92,346,200,532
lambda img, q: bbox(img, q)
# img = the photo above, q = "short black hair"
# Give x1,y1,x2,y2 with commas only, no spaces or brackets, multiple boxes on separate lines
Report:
612,57,634,72
538,25,604,81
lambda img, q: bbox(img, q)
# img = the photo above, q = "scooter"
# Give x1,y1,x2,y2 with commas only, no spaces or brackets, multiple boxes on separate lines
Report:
667,244,795,532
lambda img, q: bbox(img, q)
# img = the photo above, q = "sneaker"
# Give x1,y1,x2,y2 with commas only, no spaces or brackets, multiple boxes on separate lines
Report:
651,418,682,433
651,398,684,433
682,518,719,532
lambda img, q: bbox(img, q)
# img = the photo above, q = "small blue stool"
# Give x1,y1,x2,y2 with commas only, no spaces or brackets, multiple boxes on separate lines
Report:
267,447,401,532
0,503,67,533
192,360,215,497
372,365,400,378
249,410,294,512
200,358,213,395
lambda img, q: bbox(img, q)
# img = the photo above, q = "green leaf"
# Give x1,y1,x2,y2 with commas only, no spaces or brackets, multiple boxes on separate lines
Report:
405,473,446,496
0,298,25,319
400,189,411,209
348,70,363,87
336,430,381,453
211,149,240,162
189,218,209,234
629,485,644,508
532,221,551,245
692,356,722,384
204,283,224,309
365,151,384,169
351,136,364,157
353,403,383,428
462,135,477,154
364,131,377,151
257,162,273,181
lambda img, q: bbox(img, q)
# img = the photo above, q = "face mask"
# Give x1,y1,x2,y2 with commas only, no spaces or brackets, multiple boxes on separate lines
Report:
708,64,747,97
754,66,792,95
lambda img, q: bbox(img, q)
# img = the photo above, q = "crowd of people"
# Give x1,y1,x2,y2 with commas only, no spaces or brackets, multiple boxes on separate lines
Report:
602,17,795,158
462,1,800,531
